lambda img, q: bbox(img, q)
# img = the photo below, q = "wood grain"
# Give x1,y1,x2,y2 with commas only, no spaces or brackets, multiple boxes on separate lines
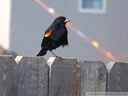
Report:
80,61,107,96
0,56,17,96
108,62,128,92
16,56,48,96
49,57,80,96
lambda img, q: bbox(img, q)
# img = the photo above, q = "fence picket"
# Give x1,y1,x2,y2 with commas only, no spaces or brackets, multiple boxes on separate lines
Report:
48,57,80,96
16,56,48,96
0,56,128,96
0,56,17,96
80,61,107,96
108,62,128,92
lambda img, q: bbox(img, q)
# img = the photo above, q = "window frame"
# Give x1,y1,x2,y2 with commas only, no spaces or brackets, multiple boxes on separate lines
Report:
78,0,107,14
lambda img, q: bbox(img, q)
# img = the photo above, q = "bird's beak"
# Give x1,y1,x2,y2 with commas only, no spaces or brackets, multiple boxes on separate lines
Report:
65,19,70,23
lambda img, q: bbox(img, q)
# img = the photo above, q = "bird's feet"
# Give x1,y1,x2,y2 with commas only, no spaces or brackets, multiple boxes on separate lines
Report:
55,56,62,61
50,50,62,61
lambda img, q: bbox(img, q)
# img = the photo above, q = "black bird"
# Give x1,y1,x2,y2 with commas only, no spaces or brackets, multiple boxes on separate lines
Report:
37,16,69,56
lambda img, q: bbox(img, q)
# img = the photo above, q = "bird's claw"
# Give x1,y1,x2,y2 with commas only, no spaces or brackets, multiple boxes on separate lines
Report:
55,56,62,61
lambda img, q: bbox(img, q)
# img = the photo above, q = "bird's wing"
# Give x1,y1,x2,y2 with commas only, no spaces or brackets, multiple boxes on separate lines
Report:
44,27,67,41
44,29,53,37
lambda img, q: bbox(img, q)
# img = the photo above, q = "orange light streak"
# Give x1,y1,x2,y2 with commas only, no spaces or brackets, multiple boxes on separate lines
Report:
35,0,119,62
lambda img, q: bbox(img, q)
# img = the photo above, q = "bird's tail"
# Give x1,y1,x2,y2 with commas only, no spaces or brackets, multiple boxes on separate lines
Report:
37,49,47,56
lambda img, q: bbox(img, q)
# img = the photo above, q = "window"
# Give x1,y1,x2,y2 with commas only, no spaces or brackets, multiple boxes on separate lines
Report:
79,0,106,14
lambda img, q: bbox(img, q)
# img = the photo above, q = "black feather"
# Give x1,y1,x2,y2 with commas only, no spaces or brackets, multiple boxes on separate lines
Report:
37,16,69,56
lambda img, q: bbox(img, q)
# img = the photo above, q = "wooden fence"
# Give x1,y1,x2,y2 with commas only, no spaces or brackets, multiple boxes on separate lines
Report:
0,55,128,96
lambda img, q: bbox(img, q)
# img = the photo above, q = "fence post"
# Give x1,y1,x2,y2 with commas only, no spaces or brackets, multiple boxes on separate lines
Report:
16,56,48,96
80,61,107,96
0,55,17,96
107,62,128,92
48,57,80,96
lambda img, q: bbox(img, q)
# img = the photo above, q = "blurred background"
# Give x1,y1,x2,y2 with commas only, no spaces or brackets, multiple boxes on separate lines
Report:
0,0,128,63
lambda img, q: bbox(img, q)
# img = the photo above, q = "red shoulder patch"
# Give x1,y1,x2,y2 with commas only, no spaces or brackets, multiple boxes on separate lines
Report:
44,29,53,37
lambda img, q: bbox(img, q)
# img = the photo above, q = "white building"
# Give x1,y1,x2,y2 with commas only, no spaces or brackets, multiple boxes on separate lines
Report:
0,0,11,49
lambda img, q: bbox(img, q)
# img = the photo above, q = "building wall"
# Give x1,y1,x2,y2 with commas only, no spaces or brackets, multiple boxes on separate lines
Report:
10,0,128,63
0,0,11,49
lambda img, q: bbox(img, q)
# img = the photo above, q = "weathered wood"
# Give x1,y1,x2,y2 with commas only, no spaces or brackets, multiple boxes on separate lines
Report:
108,62,128,92
16,56,48,96
48,57,80,96
0,55,17,96
80,61,107,96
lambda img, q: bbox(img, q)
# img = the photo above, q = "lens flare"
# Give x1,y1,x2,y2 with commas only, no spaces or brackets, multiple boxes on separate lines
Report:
35,0,119,62
92,41,99,48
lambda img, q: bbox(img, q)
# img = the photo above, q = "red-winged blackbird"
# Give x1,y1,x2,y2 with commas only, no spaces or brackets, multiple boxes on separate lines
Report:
37,16,69,56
